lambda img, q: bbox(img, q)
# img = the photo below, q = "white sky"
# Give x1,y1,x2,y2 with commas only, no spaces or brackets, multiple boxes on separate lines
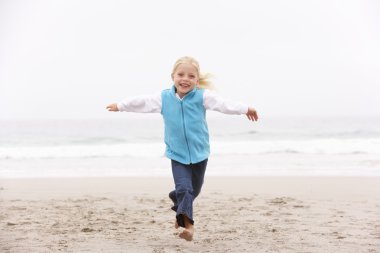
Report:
1,0,379,119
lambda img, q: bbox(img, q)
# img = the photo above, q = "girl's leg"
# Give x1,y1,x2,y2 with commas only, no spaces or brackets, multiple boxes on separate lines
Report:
171,160,194,228
179,159,207,238
179,157,207,242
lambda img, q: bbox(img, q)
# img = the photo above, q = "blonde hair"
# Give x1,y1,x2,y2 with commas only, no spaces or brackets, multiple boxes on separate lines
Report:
171,56,213,89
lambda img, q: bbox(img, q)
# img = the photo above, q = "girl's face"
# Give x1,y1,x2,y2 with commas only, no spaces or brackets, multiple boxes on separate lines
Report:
172,63,199,98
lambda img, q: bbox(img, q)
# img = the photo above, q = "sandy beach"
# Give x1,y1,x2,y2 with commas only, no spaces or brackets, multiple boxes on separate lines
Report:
1,177,379,253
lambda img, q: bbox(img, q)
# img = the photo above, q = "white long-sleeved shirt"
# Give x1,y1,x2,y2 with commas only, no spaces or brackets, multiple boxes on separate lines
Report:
117,89,248,115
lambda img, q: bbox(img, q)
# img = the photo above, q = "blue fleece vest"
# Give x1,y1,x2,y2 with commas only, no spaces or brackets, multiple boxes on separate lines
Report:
161,86,210,164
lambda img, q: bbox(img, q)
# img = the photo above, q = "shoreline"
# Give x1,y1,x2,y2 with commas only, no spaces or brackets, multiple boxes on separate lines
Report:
1,176,379,200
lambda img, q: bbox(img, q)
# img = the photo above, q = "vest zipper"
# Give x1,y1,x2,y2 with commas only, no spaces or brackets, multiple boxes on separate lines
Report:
180,101,192,163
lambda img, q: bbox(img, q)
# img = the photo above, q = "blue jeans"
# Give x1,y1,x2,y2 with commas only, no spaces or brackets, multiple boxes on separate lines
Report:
169,159,208,228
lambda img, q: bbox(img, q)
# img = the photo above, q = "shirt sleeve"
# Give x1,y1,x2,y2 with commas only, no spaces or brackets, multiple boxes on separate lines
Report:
117,93,162,113
203,89,248,114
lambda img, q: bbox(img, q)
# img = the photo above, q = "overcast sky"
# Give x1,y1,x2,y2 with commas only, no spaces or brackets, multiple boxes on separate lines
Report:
1,0,379,120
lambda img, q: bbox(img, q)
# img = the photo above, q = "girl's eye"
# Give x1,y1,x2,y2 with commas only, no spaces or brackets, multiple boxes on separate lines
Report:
178,73,184,77
189,75,195,79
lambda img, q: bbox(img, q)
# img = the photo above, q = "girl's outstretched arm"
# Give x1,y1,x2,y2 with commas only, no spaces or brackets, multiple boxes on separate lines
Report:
246,107,258,121
106,93,162,113
106,103,119,112
203,90,258,121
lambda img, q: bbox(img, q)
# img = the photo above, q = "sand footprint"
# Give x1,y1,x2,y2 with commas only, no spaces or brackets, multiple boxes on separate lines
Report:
152,247,165,253
268,197,293,205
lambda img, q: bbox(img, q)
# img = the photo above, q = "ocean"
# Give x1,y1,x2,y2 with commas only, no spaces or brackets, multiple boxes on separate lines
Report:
0,116,379,178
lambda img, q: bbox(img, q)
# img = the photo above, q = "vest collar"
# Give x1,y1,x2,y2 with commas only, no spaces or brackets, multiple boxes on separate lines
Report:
171,85,197,100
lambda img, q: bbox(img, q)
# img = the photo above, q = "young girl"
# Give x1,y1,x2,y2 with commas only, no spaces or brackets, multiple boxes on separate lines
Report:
106,56,258,241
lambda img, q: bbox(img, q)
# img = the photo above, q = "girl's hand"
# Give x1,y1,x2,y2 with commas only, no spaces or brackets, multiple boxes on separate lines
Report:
246,107,258,121
106,103,119,112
